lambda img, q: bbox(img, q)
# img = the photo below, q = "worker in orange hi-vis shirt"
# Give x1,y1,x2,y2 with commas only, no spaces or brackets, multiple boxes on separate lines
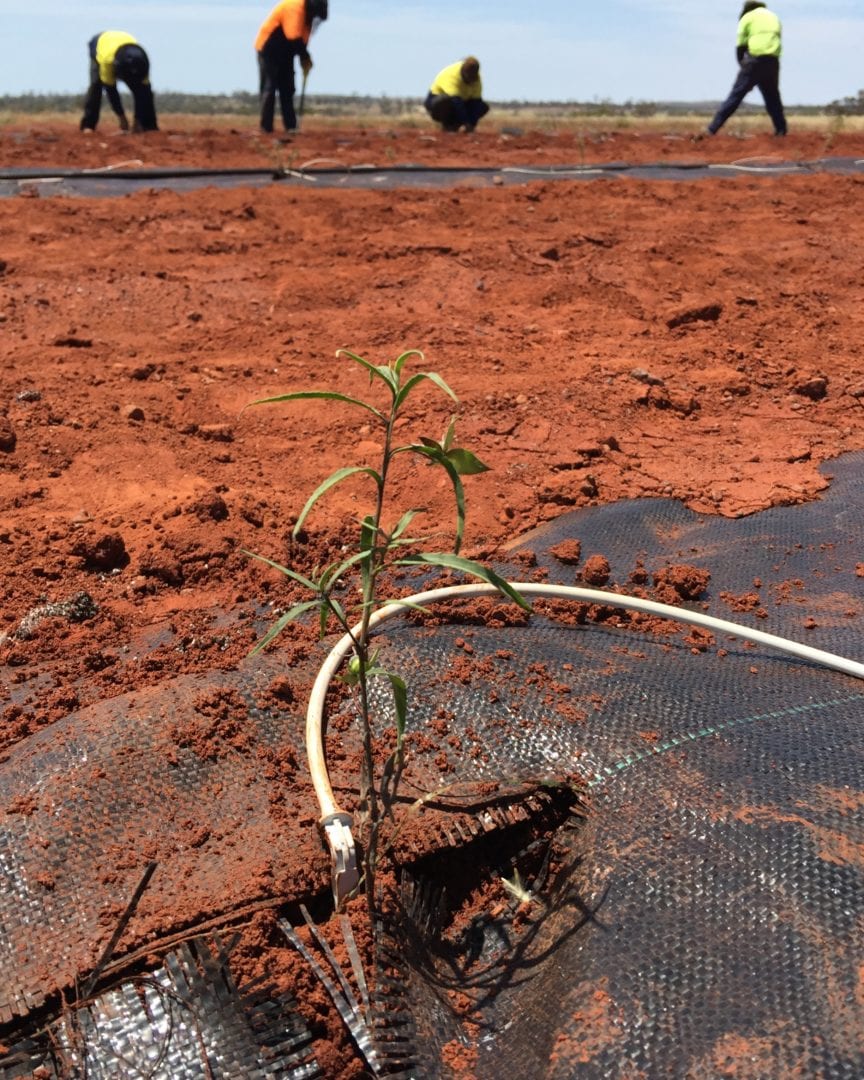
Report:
255,0,328,133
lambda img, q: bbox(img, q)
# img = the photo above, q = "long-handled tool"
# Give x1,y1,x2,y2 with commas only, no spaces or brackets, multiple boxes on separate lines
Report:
298,69,309,132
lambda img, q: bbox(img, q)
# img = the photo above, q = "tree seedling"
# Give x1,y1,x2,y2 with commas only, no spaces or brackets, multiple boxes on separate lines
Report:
245,348,529,908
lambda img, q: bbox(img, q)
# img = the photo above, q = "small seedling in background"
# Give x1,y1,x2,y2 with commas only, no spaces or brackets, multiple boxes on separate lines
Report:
245,348,529,906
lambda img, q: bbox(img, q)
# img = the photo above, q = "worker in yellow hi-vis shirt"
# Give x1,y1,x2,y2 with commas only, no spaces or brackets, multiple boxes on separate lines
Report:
706,2,787,136
425,57,490,133
80,32,158,133
255,0,328,133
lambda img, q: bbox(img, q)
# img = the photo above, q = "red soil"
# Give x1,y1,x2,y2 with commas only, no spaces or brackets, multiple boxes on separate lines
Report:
1,121,864,1076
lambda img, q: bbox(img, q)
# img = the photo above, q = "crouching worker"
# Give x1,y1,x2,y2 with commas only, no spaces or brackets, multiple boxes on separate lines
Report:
81,31,158,133
425,57,489,132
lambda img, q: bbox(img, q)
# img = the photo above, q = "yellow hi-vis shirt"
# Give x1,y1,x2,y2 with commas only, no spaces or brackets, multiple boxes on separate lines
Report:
737,7,782,57
429,61,483,100
95,31,139,86
255,0,310,51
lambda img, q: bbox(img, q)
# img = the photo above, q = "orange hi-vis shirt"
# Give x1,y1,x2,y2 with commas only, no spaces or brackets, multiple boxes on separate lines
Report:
255,0,310,51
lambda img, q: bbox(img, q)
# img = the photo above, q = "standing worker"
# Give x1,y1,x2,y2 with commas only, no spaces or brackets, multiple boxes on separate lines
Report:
80,31,158,133
425,57,490,133
255,0,328,134
705,2,787,137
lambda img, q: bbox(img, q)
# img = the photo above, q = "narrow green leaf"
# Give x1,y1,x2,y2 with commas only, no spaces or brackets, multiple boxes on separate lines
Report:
327,596,349,631
322,548,375,589
294,466,380,537
379,597,436,614
360,515,377,553
365,667,408,742
394,371,458,411
442,416,457,452
401,553,533,611
386,535,433,550
387,672,408,741
390,509,420,540
404,444,466,551
336,349,398,397
446,447,491,476
393,349,424,377
251,600,321,654
248,390,382,420
241,549,319,593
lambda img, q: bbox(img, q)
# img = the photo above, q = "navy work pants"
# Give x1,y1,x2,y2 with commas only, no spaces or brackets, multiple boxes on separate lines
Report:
258,52,298,132
425,92,489,132
709,54,787,135
81,42,158,132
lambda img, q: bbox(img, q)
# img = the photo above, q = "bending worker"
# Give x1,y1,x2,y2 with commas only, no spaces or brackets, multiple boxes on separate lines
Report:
80,31,158,133
425,57,490,133
705,1,787,136
255,0,328,133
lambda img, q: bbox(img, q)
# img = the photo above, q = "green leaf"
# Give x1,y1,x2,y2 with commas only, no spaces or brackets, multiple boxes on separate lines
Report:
336,349,398,397
387,672,408,742
327,596,349,631
320,548,374,591
393,350,424,377
386,535,432,550
248,390,383,420
400,553,533,611
446,447,490,476
366,667,408,743
241,549,319,593
360,515,377,553
416,439,489,475
394,371,458,411
251,600,321,654
390,509,420,541
294,466,380,536
442,416,457,452
402,444,466,552
379,597,436,614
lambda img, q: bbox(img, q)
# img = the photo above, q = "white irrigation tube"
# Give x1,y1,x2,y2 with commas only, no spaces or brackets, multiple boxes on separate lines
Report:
311,581,864,903
502,165,605,176
83,160,145,173
707,158,802,173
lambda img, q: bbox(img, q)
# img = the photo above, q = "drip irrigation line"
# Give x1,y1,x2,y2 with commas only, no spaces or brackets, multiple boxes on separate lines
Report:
84,160,145,172
308,581,864,903
501,165,605,176
0,166,283,181
586,692,864,789
707,161,807,173
1,157,857,185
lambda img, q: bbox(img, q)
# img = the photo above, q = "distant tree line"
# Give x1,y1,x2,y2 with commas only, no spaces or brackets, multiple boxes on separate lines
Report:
0,91,853,118
826,90,864,115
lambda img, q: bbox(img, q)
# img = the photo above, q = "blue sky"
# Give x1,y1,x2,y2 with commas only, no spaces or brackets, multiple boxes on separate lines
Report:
1,1,861,104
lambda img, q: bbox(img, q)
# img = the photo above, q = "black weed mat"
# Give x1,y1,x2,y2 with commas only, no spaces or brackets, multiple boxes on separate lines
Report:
1,453,862,1077
1,156,863,196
